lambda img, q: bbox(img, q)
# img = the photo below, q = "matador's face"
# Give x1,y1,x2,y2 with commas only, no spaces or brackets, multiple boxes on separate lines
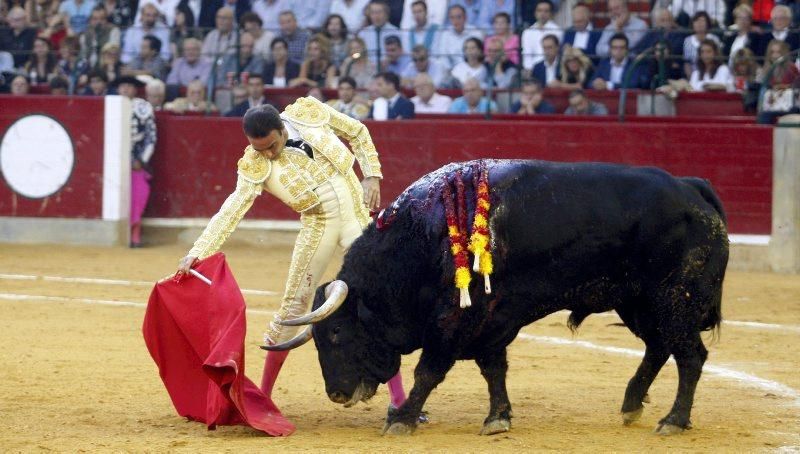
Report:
248,128,287,160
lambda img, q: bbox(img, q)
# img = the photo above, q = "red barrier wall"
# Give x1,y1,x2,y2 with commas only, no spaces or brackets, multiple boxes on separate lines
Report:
0,96,105,218
147,115,772,234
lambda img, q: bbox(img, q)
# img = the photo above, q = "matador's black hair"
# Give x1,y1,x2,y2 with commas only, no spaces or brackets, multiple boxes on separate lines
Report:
242,104,283,138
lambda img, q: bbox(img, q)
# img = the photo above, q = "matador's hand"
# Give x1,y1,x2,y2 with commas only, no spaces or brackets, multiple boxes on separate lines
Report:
361,177,381,211
176,255,198,279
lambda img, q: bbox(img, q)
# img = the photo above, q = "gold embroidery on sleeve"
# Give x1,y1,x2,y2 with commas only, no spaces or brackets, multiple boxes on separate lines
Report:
320,101,383,179
187,175,261,259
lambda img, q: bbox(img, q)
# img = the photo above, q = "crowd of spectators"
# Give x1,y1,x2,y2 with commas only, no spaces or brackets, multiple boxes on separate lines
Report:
1,0,799,118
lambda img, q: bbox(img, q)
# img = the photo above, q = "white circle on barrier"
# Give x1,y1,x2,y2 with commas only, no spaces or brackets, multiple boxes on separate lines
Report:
0,114,75,199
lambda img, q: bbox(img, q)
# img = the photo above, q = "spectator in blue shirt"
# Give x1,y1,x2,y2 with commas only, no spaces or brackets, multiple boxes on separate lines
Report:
382,35,411,75
59,0,95,35
448,77,498,114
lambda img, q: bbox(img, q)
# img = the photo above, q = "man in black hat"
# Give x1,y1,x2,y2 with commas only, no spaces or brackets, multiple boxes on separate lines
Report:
113,75,157,248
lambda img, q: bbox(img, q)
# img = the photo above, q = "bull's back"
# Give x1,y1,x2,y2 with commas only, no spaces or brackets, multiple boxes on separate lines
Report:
490,161,725,281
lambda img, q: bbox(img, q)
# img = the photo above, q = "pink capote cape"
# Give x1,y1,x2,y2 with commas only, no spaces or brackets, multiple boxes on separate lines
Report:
142,252,295,436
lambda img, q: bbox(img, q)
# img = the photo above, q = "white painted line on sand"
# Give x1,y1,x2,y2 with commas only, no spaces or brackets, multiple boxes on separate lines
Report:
518,333,800,406
0,273,37,280
2,292,798,410
0,293,146,308
553,310,800,334
0,293,274,314
0,272,278,296
723,320,800,333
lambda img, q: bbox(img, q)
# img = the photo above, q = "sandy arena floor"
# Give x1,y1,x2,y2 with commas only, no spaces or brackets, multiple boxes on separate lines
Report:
0,241,798,453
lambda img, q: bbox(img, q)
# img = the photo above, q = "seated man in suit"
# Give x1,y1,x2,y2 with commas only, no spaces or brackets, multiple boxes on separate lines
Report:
369,71,416,120
532,34,561,86
225,73,275,117
562,4,601,60
591,33,647,90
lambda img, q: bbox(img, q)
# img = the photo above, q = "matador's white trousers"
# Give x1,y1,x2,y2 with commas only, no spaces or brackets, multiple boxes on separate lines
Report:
265,174,369,344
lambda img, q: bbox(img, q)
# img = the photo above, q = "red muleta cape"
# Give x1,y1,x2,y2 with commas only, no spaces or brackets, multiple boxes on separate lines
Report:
142,252,295,436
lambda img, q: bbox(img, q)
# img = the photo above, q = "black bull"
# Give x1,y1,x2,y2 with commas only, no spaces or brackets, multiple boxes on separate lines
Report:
280,159,729,435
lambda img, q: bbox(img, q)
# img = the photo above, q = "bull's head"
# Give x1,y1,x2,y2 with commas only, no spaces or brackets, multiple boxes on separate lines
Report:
261,280,400,407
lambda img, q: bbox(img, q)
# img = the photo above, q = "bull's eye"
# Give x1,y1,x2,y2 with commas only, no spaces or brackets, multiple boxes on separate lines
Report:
333,326,340,335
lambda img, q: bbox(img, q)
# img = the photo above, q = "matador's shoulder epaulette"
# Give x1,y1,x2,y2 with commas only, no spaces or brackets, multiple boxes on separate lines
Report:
237,146,270,183
281,96,330,127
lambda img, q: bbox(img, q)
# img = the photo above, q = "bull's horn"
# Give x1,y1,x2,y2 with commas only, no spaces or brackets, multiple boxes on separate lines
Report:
260,326,312,351
278,280,349,326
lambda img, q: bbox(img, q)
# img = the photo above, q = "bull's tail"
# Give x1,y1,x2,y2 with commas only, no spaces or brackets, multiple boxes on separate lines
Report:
681,177,727,225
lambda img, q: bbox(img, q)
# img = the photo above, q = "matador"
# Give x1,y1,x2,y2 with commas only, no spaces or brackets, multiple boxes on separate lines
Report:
176,96,409,419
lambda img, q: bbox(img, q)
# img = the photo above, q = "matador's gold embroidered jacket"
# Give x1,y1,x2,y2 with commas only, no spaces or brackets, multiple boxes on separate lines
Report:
188,96,383,259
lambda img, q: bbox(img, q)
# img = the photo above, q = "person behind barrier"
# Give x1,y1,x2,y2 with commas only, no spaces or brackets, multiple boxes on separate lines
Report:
447,76,497,114
369,71,415,119
511,78,556,115
411,72,453,113
564,88,609,115
550,46,594,90
689,38,734,92
225,73,275,117
326,76,370,120
113,75,156,248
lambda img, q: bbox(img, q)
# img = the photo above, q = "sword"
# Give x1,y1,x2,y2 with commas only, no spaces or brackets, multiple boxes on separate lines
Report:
188,269,212,286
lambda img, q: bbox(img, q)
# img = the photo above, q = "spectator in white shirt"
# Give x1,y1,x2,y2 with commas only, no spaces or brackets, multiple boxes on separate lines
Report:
331,0,370,32
241,12,275,61
400,0,448,29
682,11,722,77
411,72,452,113
134,0,180,26
521,0,563,70
689,38,734,92
448,0,482,28
450,37,488,87
201,7,237,60
294,0,332,30
121,3,170,64
653,0,726,28
252,0,290,32
357,0,403,69
595,0,647,57
405,0,441,53
436,4,484,70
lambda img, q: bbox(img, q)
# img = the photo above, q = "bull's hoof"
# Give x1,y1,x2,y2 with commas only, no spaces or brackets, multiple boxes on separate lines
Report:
480,418,511,436
655,422,690,435
382,422,415,436
642,393,651,404
622,406,644,425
